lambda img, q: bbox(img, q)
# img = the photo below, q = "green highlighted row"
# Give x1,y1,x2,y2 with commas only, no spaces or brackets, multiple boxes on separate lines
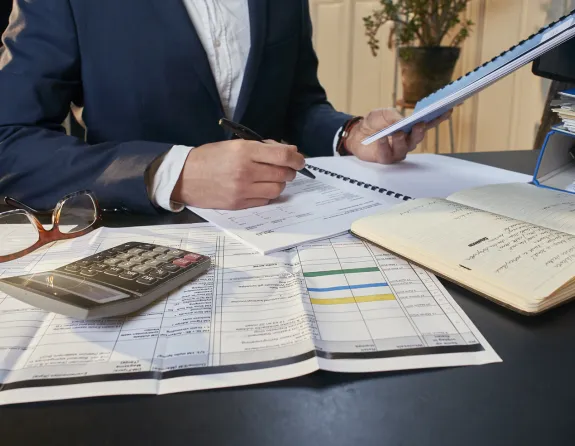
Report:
303,267,380,277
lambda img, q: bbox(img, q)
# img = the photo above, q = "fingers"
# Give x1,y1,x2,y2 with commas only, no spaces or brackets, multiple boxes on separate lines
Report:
246,182,287,200
249,142,305,171
363,108,403,132
251,163,297,183
407,123,426,151
426,110,453,129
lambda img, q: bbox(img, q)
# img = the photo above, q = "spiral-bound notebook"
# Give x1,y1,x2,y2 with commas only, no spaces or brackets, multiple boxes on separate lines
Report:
362,9,575,145
189,154,531,254
306,154,531,204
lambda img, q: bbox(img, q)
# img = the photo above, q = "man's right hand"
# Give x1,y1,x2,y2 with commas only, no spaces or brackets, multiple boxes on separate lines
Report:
171,140,305,210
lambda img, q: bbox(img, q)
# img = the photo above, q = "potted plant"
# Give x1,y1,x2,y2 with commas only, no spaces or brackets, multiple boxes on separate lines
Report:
364,0,474,104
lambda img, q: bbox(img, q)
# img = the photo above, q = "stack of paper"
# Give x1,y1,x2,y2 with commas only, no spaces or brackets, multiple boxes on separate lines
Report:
551,89,575,134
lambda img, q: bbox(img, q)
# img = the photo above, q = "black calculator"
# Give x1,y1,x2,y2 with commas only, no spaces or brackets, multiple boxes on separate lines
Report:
0,242,211,320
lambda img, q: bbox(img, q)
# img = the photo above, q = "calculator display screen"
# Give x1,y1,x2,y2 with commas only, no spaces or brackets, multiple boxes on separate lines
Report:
21,272,130,304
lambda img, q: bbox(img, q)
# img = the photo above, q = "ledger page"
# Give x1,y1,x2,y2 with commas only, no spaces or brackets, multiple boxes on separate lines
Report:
448,182,575,235
287,234,500,373
0,224,500,405
0,224,318,405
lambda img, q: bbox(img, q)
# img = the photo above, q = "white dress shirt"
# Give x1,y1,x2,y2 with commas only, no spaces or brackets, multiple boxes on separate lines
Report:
148,0,341,212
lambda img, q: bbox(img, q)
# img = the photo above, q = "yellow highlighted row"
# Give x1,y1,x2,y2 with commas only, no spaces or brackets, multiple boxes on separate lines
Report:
310,294,395,305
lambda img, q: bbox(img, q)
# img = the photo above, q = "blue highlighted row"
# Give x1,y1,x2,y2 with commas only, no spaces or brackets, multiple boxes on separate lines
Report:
307,283,389,292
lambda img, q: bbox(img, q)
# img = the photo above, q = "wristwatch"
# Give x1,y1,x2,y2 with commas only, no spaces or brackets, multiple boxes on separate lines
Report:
336,116,363,156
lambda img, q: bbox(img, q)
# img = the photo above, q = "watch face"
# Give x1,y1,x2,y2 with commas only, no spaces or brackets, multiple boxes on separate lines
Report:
4,271,131,306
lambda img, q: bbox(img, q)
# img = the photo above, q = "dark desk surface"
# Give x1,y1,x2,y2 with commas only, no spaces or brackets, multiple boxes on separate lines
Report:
2,149,572,446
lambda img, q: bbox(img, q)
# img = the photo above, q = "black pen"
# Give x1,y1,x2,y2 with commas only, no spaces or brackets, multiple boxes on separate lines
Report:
219,118,316,179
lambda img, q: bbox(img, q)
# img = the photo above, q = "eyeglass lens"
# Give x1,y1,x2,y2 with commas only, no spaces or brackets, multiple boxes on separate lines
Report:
59,194,98,234
0,213,39,256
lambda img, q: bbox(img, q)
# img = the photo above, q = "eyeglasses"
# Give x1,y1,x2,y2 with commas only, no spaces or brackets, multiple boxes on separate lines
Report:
0,190,103,263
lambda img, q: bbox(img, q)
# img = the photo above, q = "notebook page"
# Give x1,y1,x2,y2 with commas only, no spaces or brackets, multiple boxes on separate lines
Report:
447,183,575,236
307,154,531,200
351,199,575,306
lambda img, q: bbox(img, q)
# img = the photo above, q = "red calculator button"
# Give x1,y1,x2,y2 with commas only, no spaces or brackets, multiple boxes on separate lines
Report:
173,258,192,267
184,253,202,262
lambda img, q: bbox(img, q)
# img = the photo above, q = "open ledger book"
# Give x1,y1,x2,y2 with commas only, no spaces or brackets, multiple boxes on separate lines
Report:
0,223,499,405
351,183,575,315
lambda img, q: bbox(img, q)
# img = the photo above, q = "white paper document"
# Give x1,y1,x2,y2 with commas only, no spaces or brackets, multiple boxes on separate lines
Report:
188,154,530,255
188,174,389,254
0,223,500,405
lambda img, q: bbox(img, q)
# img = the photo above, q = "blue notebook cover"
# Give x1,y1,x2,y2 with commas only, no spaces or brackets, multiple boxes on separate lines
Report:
559,89,575,99
362,9,575,145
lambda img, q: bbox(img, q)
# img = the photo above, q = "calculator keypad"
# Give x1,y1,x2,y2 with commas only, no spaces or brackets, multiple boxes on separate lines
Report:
56,242,210,296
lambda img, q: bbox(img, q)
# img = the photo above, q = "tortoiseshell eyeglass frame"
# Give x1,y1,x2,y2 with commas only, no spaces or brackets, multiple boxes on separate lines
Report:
0,190,103,263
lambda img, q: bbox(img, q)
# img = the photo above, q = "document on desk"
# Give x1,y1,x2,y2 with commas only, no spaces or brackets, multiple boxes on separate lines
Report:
187,175,393,254
0,223,500,405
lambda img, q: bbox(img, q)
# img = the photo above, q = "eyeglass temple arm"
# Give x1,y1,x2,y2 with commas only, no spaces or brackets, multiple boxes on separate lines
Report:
4,197,54,216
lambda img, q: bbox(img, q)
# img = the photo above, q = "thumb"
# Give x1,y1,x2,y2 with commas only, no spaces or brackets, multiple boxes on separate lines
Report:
364,108,404,131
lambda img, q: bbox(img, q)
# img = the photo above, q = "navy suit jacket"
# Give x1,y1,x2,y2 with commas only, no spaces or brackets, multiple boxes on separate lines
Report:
0,0,351,214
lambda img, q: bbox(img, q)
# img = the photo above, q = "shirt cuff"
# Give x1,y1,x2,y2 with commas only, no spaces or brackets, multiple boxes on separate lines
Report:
148,145,194,212
333,126,342,156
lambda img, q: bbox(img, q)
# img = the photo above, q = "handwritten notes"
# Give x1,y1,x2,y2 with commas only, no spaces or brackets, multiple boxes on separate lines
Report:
353,198,575,299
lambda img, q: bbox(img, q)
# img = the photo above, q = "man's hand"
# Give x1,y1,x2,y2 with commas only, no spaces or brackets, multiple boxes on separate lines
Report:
344,108,452,164
172,140,305,210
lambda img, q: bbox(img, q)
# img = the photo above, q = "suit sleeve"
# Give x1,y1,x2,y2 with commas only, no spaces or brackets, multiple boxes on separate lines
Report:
0,0,172,214
284,0,353,158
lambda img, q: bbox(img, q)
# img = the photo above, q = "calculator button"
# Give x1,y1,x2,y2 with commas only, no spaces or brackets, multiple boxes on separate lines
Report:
128,256,146,264
104,258,122,266
92,263,108,272
77,260,92,267
92,254,109,262
162,264,180,273
153,247,169,254
156,254,177,262
127,248,145,255
145,259,164,268
184,253,203,262
119,271,139,280
116,253,133,260
105,267,123,276
141,251,159,259
81,268,98,277
173,258,192,267
117,261,133,269
122,243,140,249
151,269,170,279
132,265,153,274
167,250,184,256
110,247,127,254
138,244,156,250
137,275,158,285
65,265,81,273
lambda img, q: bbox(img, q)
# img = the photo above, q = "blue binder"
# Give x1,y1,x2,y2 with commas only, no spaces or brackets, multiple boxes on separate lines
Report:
532,127,575,195
362,9,575,145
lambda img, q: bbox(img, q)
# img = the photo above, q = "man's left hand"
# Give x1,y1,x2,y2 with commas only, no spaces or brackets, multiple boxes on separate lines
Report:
343,108,452,164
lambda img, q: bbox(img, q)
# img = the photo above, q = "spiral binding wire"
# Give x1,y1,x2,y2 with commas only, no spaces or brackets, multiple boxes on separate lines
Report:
416,8,575,105
306,164,413,201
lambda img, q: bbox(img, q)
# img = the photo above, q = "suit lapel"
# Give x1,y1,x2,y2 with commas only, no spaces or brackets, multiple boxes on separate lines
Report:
233,0,268,124
150,0,223,114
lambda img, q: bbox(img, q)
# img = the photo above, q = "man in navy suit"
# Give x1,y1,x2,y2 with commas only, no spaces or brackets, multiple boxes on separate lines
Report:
0,0,447,214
